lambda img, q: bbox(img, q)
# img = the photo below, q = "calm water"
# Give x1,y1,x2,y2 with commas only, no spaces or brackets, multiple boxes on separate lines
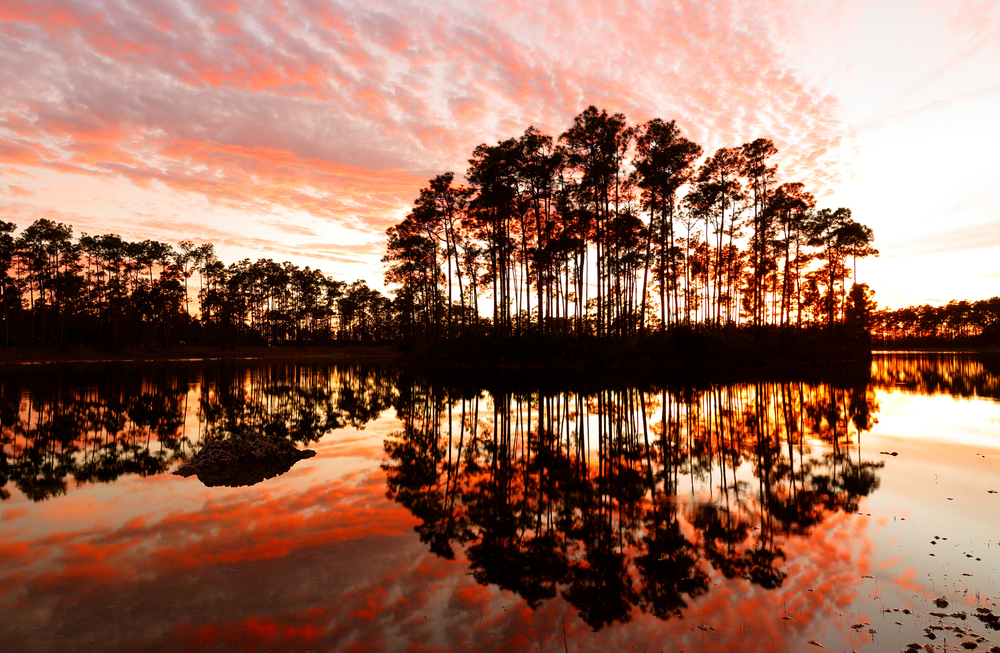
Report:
2,355,1000,652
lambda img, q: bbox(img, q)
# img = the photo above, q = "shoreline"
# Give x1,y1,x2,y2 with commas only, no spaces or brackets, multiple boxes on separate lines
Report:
873,347,1000,354
1,341,994,367
0,345,402,365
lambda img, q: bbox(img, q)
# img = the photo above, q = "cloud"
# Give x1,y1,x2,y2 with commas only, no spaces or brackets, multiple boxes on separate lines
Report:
0,199,391,275
861,82,1000,132
890,218,1000,256
0,0,852,281
2,184,33,197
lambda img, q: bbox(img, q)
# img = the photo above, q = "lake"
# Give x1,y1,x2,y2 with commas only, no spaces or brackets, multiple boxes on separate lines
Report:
3,354,1000,652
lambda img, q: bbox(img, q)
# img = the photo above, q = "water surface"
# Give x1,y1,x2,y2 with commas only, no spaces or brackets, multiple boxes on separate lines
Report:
3,355,1000,652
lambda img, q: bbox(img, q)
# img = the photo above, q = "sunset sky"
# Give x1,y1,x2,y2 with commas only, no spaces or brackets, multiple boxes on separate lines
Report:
1,0,998,308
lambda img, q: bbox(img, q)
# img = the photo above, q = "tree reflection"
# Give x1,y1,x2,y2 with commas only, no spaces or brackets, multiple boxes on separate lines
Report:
7,354,997,631
0,363,397,500
383,376,884,630
871,353,1000,401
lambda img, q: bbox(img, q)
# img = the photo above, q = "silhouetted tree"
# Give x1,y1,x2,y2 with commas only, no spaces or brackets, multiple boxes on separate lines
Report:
384,108,877,342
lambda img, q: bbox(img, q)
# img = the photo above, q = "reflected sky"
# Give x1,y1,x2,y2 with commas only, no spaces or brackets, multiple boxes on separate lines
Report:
2,356,1000,652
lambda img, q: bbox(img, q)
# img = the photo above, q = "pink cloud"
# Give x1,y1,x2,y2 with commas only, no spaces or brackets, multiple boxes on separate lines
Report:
2,184,33,198
0,0,851,277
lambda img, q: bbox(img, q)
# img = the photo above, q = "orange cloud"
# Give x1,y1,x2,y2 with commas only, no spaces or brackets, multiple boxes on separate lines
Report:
0,0,852,281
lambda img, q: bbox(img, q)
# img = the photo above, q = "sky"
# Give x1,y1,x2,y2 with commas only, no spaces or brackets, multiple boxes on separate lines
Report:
0,0,998,309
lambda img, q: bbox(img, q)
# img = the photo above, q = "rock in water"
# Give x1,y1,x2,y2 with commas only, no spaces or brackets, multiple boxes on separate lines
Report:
173,432,316,488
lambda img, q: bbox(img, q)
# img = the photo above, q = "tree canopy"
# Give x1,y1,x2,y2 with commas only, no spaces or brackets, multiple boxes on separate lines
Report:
0,219,390,348
383,106,879,341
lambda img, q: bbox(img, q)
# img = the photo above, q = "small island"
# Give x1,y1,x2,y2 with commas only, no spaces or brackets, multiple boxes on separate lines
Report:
0,107,895,373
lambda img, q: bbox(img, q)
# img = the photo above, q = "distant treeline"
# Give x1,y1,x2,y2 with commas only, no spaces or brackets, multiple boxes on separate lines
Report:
0,219,392,348
871,297,1000,346
385,106,878,341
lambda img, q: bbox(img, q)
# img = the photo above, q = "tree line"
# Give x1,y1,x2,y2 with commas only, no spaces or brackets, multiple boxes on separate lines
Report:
871,297,1000,344
384,106,878,341
0,219,392,348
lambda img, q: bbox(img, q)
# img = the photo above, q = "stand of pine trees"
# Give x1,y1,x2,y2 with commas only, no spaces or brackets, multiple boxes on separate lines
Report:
383,107,879,343
872,297,1000,346
0,219,392,348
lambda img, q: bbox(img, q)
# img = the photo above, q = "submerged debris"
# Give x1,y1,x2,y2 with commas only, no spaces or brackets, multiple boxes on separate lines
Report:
172,432,316,488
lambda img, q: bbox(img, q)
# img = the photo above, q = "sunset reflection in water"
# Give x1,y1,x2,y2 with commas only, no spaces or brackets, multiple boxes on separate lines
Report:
2,355,1000,652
